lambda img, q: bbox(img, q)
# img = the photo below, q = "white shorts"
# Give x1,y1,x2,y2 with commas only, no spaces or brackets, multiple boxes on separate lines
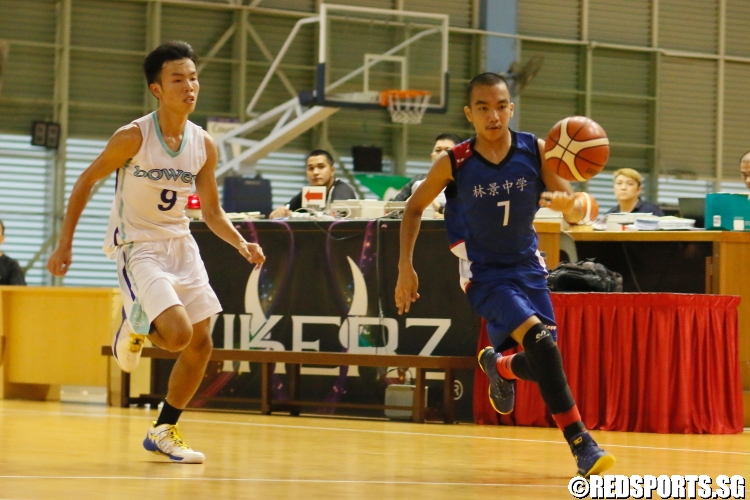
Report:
116,235,222,334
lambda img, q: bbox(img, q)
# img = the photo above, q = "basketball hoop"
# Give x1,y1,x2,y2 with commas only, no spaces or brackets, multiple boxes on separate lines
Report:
380,89,431,125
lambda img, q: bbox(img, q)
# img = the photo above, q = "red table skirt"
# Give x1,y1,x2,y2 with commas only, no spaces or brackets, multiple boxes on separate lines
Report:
473,293,744,434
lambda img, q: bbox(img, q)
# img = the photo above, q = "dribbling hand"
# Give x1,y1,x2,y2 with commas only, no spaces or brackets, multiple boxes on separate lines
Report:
539,191,575,213
239,241,266,268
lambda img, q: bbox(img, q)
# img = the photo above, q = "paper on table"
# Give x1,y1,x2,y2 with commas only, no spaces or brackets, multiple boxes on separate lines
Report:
632,216,696,230
657,216,696,230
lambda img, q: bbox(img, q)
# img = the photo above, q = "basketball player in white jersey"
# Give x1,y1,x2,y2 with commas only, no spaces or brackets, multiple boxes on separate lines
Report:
47,41,265,464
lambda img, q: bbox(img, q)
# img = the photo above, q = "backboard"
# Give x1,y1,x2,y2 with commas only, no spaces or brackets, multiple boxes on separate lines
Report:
299,4,449,114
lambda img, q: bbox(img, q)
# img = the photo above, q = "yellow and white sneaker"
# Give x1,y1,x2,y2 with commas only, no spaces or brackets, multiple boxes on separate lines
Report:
112,320,146,373
143,422,205,464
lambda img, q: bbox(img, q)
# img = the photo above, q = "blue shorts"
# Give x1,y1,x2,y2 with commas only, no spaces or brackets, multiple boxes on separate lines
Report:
466,260,557,352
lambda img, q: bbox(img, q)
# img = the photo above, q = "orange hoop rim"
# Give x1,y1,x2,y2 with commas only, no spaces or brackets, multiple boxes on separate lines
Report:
379,89,431,107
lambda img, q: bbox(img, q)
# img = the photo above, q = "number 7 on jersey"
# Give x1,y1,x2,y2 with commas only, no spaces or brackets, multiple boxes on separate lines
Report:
497,200,510,226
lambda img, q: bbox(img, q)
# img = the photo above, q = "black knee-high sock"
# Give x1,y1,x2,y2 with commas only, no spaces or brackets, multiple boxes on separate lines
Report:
497,352,537,381
155,400,183,427
509,352,537,381
522,323,586,442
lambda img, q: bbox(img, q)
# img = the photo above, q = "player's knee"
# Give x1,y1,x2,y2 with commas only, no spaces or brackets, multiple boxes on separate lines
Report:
520,322,555,351
158,329,192,352
521,324,564,375
174,330,194,351
189,330,213,357
521,323,570,393
154,320,192,351
152,307,193,351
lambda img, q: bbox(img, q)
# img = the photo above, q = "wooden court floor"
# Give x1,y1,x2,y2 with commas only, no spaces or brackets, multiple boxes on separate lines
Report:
0,400,747,500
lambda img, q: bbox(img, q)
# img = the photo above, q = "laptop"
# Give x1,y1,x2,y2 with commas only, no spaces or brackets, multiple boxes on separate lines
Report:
678,197,706,228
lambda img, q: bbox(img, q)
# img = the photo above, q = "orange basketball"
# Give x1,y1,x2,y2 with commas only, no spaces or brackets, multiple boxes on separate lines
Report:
544,116,609,181
575,192,599,224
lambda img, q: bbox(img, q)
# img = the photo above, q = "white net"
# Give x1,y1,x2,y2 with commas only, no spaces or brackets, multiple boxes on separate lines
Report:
382,90,432,125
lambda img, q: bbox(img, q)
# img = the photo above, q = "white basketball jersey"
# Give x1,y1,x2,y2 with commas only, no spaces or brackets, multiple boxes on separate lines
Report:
103,112,206,259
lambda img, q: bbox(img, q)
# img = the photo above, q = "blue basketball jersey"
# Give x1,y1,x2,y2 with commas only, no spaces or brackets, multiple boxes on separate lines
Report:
444,131,546,289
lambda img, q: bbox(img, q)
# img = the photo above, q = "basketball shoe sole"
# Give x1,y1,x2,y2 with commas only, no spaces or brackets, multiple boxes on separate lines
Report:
112,320,146,373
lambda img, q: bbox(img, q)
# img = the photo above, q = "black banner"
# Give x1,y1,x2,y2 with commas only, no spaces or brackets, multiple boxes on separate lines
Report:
154,219,479,421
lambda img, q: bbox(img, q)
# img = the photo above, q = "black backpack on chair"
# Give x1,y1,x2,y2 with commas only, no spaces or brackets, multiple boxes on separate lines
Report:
547,259,623,292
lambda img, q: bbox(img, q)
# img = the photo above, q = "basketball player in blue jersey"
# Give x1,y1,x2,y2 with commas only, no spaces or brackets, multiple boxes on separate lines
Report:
47,41,265,464
395,72,614,478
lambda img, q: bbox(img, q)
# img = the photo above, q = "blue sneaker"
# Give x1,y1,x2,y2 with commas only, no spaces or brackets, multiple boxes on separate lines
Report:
569,432,615,478
477,346,515,414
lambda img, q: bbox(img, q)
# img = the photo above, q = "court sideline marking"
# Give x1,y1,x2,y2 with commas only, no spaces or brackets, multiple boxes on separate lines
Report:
1,406,747,457
0,475,565,489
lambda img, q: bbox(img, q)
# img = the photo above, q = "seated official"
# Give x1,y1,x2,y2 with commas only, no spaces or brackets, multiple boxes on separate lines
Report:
603,168,664,216
740,150,750,190
0,220,26,286
392,133,462,213
269,150,357,219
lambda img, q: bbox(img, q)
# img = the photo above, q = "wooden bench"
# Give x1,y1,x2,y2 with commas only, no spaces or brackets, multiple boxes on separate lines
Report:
101,346,477,423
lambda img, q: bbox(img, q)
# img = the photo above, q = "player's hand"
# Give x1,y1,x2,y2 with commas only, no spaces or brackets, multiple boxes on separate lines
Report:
395,265,420,315
239,241,265,268
539,190,575,213
47,245,72,277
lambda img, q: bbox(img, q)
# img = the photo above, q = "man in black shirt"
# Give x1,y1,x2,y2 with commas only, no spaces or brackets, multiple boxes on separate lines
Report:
0,220,26,285
269,150,357,219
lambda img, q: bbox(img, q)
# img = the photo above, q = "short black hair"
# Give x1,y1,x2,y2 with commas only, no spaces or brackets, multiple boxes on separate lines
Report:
306,149,335,167
0,220,4,236
143,41,198,85
466,72,510,106
434,133,462,145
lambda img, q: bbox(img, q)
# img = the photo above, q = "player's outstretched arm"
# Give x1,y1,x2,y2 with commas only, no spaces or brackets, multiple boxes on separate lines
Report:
395,154,452,314
536,138,585,224
195,132,265,268
47,125,142,277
